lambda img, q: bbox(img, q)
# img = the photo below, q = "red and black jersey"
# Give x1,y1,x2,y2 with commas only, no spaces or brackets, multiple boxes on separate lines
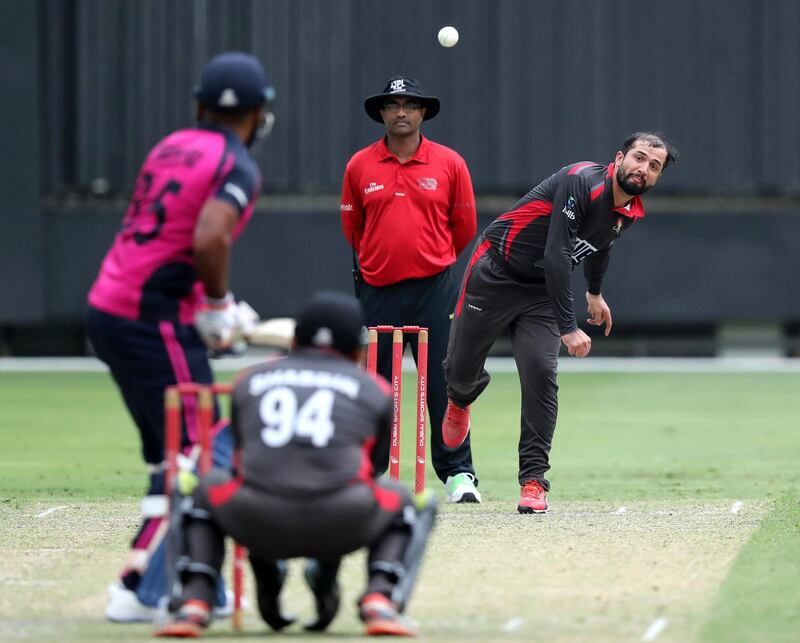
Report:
483,162,645,335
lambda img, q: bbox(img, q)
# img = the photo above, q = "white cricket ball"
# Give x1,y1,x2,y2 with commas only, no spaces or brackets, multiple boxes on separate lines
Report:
437,26,459,48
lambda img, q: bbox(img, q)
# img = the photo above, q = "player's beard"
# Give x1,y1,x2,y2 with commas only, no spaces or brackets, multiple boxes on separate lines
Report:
616,167,651,196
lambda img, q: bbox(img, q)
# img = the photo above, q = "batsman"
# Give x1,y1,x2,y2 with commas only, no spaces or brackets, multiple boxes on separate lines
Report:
87,51,276,620
156,291,437,638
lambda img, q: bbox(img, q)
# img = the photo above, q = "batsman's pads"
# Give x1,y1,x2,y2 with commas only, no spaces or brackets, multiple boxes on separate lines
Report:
195,293,259,355
250,557,295,631
389,490,437,612
303,558,342,632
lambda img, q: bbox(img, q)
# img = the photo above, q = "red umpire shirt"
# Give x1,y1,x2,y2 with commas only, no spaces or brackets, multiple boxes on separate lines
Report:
340,134,477,286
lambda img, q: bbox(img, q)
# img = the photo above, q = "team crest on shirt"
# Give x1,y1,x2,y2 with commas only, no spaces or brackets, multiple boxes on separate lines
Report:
562,196,577,220
612,217,623,235
418,177,438,191
364,182,384,194
571,237,598,265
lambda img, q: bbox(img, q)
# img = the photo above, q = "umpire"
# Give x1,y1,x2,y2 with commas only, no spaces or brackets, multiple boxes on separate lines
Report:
156,292,436,638
340,76,480,503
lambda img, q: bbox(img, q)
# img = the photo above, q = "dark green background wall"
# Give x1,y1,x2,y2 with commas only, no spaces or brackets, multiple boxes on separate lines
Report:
3,1,799,351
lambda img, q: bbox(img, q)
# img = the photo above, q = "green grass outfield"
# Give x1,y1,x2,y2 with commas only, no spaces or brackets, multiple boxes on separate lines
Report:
1,368,799,641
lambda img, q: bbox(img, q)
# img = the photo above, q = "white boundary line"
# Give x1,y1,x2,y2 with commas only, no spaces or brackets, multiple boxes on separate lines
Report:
642,617,668,641
35,506,68,519
481,356,800,373
502,617,523,632
3,356,800,373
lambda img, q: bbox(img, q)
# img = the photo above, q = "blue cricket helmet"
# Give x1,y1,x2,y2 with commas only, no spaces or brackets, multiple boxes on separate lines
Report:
194,52,276,112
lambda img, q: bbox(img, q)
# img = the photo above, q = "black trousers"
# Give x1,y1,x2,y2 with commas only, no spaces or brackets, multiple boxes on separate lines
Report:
180,470,415,607
197,470,413,562
86,306,216,465
444,246,560,490
357,269,476,484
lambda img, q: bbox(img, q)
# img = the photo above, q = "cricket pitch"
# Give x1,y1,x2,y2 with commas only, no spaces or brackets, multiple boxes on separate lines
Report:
0,498,765,642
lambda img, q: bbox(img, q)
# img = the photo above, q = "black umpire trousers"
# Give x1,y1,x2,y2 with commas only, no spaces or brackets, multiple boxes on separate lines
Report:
357,268,477,484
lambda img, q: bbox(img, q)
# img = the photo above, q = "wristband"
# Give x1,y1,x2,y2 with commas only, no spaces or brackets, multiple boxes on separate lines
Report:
204,292,234,309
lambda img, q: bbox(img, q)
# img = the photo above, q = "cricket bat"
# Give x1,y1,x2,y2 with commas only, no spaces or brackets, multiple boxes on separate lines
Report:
245,315,296,349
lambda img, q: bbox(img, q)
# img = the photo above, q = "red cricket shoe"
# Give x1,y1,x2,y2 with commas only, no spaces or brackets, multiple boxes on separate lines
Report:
359,592,417,637
154,599,210,638
442,400,470,448
517,480,549,514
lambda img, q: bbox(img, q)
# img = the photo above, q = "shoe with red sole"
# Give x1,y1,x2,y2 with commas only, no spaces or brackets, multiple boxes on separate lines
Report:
517,480,548,514
359,592,417,637
154,599,210,638
441,400,470,448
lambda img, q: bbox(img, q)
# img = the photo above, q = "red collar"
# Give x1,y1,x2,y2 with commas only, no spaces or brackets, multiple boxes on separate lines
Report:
377,134,430,164
606,163,645,219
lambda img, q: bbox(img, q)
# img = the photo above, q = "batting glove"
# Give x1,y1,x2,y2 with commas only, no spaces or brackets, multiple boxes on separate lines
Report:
195,293,259,356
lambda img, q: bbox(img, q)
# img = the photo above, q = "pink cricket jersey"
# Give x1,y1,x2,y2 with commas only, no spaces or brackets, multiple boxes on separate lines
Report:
88,124,260,324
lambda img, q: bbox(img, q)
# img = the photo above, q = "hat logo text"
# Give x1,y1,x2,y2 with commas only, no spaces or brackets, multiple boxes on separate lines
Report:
389,79,406,93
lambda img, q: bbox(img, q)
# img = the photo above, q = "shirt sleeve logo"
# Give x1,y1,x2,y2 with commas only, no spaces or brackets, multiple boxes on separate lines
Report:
340,203,354,212
417,177,438,191
223,182,249,208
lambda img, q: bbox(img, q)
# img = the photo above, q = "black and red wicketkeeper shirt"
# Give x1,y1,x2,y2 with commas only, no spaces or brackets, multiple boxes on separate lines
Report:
230,348,393,494
340,135,477,286
482,162,645,335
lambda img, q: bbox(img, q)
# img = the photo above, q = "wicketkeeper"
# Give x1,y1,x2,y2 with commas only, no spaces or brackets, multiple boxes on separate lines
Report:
156,291,437,638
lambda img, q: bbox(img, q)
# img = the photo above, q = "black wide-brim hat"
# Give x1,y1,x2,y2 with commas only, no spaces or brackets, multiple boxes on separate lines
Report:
364,76,440,123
